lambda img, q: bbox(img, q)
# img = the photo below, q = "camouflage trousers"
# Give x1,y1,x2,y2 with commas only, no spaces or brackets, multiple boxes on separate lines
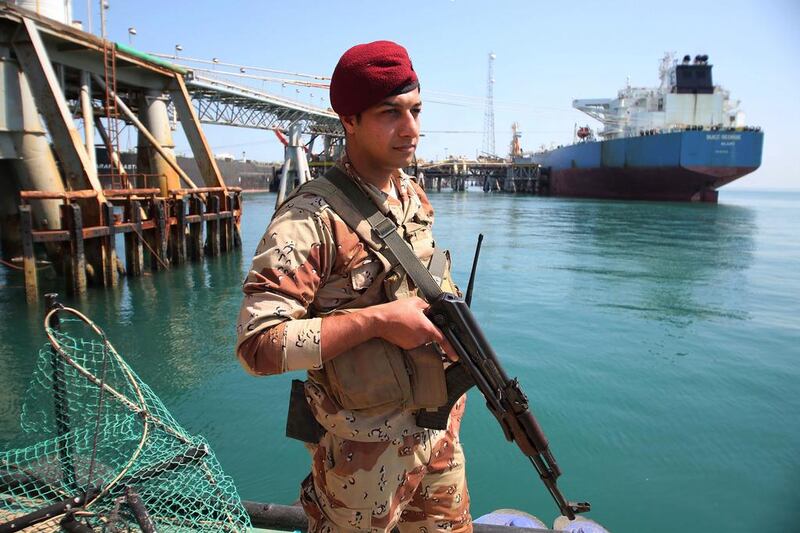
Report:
300,400,471,532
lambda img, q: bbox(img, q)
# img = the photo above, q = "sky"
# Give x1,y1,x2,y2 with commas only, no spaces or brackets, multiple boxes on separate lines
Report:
69,0,800,190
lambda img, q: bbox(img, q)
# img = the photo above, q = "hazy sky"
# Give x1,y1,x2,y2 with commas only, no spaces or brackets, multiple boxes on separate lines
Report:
72,0,799,190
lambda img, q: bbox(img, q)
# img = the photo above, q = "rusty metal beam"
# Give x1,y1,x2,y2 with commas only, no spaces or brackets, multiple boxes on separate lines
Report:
92,74,200,191
12,17,105,201
170,74,226,188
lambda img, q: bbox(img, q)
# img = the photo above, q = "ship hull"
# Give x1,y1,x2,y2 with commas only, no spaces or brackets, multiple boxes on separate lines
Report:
527,130,764,202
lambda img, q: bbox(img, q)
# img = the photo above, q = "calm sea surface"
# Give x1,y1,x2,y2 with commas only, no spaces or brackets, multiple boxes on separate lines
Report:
1,189,798,532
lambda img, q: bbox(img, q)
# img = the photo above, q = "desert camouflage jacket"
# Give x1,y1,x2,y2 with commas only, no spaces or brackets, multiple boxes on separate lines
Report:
235,163,463,441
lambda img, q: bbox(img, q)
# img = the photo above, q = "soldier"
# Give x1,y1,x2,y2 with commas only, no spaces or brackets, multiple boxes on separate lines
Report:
236,40,471,532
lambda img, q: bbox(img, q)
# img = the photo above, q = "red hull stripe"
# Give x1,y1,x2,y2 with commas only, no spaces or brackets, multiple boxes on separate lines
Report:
549,166,757,202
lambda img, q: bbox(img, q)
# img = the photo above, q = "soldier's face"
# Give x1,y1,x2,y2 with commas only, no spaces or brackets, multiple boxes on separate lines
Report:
344,89,421,170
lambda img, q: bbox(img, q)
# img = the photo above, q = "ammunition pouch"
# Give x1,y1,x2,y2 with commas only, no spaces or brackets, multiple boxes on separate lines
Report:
323,336,447,412
286,379,325,444
325,337,411,410
405,344,448,409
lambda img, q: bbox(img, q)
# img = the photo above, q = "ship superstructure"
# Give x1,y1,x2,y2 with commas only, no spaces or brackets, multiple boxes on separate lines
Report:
520,53,764,202
573,54,745,140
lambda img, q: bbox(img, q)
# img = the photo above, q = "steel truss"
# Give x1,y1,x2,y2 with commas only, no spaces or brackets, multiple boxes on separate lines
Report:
185,75,342,136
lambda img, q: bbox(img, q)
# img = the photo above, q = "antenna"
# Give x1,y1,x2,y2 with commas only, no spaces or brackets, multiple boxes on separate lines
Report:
482,53,496,157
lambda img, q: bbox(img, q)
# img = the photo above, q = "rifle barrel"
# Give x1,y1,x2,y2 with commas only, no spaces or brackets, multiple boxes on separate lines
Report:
465,233,484,307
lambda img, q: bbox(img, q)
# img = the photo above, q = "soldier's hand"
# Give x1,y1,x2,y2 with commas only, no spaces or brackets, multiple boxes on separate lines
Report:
372,297,458,361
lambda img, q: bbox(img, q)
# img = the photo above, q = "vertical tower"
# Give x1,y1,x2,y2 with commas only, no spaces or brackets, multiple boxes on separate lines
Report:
510,122,522,156
482,52,496,157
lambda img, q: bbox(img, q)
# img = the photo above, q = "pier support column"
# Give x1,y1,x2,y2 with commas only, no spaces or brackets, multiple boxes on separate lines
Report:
20,204,38,303
149,199,169,271
1,42,63,260
102,202,118,287
125,200,144,276
206,194,221,257
171,197,187,265
80,72,96,172
231,192,242,249
0,163,22,259
139,91,181,197
188,196,204,261
275,122,309,208
276,157,292,208
62,203,87,295
295,131,306,179
322,135,333,161
221,191,235,252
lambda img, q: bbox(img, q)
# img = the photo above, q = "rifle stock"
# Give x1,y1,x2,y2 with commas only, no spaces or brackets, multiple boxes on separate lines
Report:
416,293,590,520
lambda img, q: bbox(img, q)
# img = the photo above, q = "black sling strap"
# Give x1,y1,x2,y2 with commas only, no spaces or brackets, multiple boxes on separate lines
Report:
324,166,445,301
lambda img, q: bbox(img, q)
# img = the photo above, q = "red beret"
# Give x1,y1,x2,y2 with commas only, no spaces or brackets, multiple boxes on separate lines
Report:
330,40,419,116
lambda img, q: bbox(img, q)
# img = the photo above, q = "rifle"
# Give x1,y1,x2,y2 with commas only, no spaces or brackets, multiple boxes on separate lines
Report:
324,168,590,520
417,292,590,519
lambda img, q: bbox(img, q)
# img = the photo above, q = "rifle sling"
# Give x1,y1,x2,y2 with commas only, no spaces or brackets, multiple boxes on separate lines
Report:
325,167,478,431
324,167,445,302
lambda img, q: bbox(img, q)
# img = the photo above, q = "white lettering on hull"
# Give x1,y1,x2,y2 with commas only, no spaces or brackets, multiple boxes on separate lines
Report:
705,134,742,141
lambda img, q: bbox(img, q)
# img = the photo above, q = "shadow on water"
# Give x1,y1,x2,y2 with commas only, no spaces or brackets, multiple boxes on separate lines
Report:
551,199,757,326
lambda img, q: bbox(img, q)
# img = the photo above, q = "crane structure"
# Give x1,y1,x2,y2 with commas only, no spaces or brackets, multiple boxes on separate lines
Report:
481,52,496,157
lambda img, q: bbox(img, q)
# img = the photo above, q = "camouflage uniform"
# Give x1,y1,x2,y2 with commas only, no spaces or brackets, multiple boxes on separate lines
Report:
236,163,471,532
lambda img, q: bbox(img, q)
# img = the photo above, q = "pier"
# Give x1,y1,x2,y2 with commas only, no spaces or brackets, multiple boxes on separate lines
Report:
418,159,549,194
0,4,340,302
0,3,553,303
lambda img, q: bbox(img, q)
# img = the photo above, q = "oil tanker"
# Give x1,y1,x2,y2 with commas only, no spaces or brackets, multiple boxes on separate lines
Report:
519,54,764,202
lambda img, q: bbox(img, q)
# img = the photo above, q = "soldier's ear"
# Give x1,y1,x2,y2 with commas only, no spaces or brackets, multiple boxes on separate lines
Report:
340,114,358,135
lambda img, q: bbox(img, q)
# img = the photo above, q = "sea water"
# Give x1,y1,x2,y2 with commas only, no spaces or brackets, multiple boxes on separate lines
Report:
1,189,798,532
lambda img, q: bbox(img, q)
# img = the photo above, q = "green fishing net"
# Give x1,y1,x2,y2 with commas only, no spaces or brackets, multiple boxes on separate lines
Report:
0,306,251,532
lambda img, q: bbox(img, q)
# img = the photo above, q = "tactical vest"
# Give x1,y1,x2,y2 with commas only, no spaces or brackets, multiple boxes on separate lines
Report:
288,171,457,414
